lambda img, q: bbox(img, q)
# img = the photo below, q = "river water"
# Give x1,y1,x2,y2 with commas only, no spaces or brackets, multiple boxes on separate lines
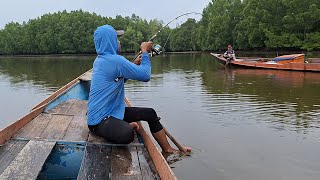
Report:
0,53,320,180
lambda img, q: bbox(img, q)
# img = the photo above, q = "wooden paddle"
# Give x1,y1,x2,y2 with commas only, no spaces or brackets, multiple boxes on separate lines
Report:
125,97,187,152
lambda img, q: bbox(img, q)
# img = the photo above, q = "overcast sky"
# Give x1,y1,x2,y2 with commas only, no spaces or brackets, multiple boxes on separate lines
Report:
0,0,211,29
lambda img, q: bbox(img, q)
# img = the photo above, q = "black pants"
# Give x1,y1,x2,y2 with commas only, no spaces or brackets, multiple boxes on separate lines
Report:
88,107,163,144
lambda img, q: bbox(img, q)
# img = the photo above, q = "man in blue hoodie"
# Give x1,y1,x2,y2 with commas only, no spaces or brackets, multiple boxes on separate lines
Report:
87,24,191,153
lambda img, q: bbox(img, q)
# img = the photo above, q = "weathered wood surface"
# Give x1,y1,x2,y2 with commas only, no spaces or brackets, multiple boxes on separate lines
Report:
48,98,76,114
0,105,46,145
79,72,92,81
77,144,112,180
13,113,53,139
0,140,55,180
78,144,158,180
63,115,89,141
63,100,89,141
67,100,87,116
111,146,142,180
14,99,90,142
137,147,160,180
0,140,28,175
40,114,73,140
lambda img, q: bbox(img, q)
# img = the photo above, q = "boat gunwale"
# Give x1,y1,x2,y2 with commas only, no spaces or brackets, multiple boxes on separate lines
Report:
0,104,46,145
31,69,92,111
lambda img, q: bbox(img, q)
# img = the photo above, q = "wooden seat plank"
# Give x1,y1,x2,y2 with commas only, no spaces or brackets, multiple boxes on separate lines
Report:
77,144,112,180
0,140,55,180
67,100,87,116
40,114,73,140
63,115,89,141
137,147,160,180
13,113,53,139
111,146,142,180
79,72,92,81
63,100,89,141
0,140,29,175
48,99,76,114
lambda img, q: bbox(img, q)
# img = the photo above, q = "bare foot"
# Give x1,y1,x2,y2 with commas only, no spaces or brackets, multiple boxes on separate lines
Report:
164,146,192,154
183,146,192,152
164,147,180,154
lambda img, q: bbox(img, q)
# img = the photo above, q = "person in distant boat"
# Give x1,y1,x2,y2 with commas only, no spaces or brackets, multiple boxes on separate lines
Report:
223,44,236,66
87,24,191,154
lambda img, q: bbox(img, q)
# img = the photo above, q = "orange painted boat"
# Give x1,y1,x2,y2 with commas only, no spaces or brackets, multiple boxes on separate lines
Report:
211,53,320,72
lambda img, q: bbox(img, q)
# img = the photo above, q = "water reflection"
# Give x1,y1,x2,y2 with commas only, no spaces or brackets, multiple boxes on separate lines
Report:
1,54,320,180
125,54,320,179
37,144,84,179
0,56,93,129
0,56,93,90
147,54,320,133
201,67,320,132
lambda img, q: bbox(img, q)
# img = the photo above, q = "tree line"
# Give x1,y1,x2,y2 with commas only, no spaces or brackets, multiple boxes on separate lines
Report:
0,10,168,54
196,0,320,51
0,0,319,55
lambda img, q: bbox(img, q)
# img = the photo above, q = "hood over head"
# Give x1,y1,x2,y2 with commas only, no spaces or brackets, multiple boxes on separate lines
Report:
94,25,119,55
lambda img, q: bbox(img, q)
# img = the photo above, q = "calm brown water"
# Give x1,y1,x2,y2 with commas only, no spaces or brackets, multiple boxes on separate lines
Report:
1,54,320,180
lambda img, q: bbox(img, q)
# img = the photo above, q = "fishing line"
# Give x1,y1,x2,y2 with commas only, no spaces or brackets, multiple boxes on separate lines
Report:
132,12,204,60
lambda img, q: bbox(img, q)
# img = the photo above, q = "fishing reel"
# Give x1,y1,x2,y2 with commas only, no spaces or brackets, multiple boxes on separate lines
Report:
150,44,162,57
132,43,162,61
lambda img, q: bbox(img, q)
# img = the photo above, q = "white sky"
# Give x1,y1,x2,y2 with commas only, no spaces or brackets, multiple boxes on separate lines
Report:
0,0,211,29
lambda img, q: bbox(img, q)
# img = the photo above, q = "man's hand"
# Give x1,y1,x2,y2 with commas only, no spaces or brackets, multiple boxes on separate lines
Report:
133,54,142,65
129,122,139,131
140,41,153,53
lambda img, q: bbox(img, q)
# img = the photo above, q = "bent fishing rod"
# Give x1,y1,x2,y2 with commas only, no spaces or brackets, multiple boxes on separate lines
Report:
132,12,203,61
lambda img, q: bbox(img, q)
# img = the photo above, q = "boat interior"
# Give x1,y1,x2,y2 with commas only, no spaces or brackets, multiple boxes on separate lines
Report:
0,73,160,179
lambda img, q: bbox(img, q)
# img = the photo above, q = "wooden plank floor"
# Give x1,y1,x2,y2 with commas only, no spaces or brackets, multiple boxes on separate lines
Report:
77,144,112,180
13,99,89,142
112,146,142,179
0,140,28,175
5,98,159,179
0,140,55,179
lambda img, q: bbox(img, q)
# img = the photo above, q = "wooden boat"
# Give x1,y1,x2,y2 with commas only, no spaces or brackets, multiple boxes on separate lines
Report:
0,70,177,180
211,53,320,72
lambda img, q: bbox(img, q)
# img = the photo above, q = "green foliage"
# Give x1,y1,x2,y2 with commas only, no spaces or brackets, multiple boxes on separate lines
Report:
196,0,243,50
1,0,320,55
0,10,165,54
169,18,198,51
302,32,320,51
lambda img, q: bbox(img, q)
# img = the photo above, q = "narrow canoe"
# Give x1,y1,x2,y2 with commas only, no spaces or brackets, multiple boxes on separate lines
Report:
0,69,177,180
211,53,320,72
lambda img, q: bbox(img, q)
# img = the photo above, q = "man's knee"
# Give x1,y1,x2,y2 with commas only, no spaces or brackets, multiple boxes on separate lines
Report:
148,117,163,133
114,125,134,144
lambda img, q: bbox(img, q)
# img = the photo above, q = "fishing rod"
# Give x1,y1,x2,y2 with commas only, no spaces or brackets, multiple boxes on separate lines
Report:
132,12,203,61
129,12,203,152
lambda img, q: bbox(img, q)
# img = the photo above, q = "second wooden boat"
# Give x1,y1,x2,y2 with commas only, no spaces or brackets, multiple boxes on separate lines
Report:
211,53,320,72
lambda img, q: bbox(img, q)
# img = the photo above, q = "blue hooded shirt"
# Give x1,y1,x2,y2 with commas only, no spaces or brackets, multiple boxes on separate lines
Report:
87,25,151,125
